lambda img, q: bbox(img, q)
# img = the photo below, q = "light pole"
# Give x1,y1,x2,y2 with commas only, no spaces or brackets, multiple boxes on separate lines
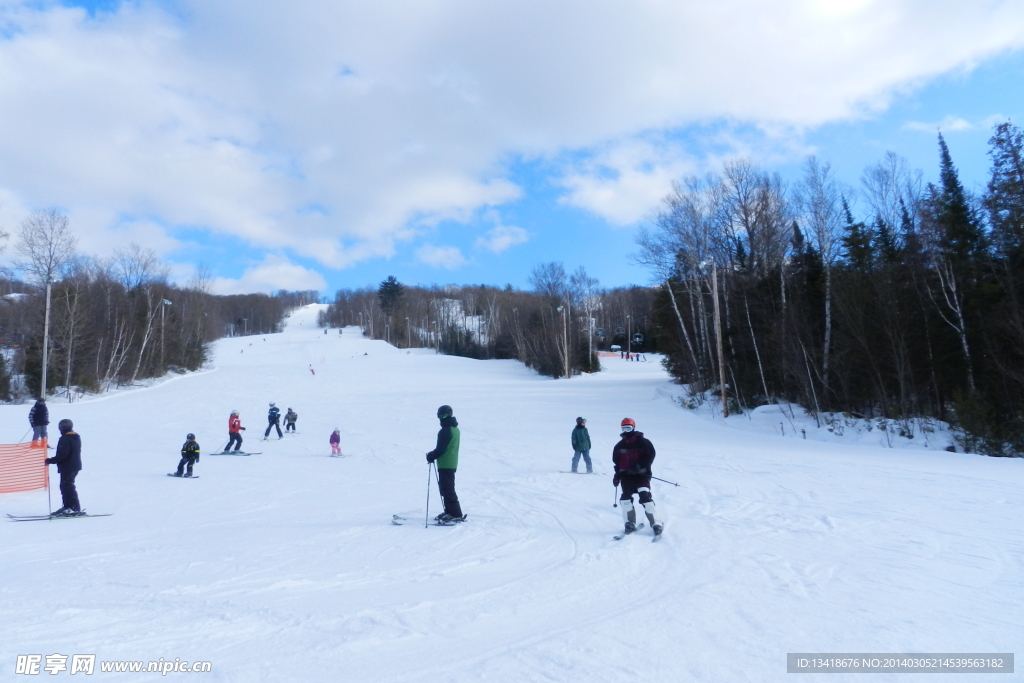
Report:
406,317,410,348
626,314,631,357
557,305,569,379
40,276,52,398
160,299,172,369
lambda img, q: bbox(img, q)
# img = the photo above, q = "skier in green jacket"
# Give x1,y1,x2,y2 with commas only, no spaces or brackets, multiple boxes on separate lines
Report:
426,404,464,523
571,416,592,473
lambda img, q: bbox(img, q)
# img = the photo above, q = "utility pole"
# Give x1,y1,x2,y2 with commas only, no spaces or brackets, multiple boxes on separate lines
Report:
626,314,631,357
712,261,728,418
406,317,410,348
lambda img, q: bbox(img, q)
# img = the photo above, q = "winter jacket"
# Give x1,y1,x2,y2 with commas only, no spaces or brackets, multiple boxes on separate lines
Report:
329,431,340,445
427,415,460,470
229,416,243,433
28,401,49,427
181,440,200,460
612,431,655,476
571,425,591,452
285,410,298,425
268,407,281,423
46,431,82,473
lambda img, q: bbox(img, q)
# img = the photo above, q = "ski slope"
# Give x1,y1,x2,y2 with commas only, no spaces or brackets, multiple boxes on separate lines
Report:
2,304,1022,682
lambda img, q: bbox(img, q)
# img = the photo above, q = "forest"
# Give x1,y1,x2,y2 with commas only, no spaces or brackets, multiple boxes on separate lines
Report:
0,216,317,402
637,125,1024,456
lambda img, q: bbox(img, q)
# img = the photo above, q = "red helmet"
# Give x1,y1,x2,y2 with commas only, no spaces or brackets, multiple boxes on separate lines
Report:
620,418,636,432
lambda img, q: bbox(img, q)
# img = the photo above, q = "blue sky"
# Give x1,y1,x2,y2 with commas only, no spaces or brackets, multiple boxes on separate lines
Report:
1,0,1022,294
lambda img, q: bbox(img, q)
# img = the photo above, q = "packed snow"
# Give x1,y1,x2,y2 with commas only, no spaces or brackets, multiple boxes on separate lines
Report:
1,304,1021,681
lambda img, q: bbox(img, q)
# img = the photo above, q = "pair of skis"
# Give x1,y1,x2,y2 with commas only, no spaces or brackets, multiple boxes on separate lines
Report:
392,514,467,527
613,523,664,542
210,451,262,456
7,512,112,522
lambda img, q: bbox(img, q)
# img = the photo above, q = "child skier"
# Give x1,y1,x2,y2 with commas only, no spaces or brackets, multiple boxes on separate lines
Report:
45,419,83,517
330,428,341,455
172,434,200,477
284,408,298,433
426,404,465,524
227,411,245,452
612,417,663,537
571,416,592,473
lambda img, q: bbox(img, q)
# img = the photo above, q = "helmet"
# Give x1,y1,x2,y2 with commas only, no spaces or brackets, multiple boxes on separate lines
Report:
333,427,340,432
620,418,636,433
187,433,195,440
270,402,276,407
58,419,73,433
437,405,453,419
576,416,586,424
231,410,239,415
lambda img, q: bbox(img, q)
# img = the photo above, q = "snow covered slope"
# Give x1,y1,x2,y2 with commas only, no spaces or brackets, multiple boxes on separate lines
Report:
2,304,1022,681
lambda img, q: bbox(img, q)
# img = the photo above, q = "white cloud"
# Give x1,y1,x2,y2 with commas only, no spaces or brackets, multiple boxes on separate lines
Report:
416,244,467,270
474,213,529,253
902,114,1009,134
0,0,1020,266
209,254,327,294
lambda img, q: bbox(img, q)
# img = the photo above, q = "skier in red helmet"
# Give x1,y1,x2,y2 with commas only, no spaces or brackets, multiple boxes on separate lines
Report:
612,418,663,537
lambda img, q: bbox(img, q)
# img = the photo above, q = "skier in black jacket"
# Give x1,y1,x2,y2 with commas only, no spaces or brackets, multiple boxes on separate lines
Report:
172,434,201,477
284,408,298,433
28,397,49,442
612,417,663,537
45,419,83,517
264,403,283,439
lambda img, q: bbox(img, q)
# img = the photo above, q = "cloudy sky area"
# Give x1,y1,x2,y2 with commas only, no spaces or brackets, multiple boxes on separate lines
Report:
0,0,1022,294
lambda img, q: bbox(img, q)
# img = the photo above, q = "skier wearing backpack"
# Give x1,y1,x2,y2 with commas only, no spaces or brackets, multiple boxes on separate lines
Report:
612,418,663,537
426,404,464,524
264,403,283,439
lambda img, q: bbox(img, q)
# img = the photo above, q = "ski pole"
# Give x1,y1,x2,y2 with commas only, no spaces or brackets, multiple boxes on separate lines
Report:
651,475,680,487
613,483,619,508
19,428,31,443
46,462,52,519
425,462,432,528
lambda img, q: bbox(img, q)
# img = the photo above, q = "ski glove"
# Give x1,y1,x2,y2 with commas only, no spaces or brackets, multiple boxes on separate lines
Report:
426,452,437,463
612,473,621,487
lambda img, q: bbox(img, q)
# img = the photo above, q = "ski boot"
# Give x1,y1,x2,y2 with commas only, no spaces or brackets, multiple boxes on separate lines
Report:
623,520,637,534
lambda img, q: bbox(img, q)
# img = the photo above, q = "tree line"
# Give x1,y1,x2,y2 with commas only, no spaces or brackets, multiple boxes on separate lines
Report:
637,124,1024,456
319,270,659,378
0,211,311,401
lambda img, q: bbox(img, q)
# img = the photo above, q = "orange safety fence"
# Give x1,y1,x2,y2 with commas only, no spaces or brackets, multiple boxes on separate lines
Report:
0,439,49,494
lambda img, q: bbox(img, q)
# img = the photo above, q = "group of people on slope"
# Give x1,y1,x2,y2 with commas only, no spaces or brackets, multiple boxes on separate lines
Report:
570,414,664,537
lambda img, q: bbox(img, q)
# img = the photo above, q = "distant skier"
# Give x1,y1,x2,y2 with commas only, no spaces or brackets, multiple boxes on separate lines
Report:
284,408,298,433
612,418,663,537
330,428,341,455
44,419,83,517
172,434,200,477
28,397,49,442
426,405,464,523
264,403,283,439
571,416,593,473
309,364,316,375
227,410,245,452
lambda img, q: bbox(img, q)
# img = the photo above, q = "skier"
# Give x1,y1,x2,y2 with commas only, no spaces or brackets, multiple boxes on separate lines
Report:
571,417,593,473
172,434,201,477
330,428,341,455
264,403,283,439
227,410,245,452
284,408,298,433
28,397,49,442
44,419,83,517
612,418,663,537
426,404,464,523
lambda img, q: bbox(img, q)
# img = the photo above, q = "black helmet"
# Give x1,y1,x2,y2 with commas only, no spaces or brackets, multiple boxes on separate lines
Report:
437,405,453,419
187,433,195,440
58,419,73,434
576,416,586,424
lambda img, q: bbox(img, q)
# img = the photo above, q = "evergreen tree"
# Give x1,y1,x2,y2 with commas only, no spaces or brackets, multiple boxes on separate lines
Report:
377,275,404,317
873,216,901,265
936,133,987,270
984,121,1024,261
840,199,873,271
